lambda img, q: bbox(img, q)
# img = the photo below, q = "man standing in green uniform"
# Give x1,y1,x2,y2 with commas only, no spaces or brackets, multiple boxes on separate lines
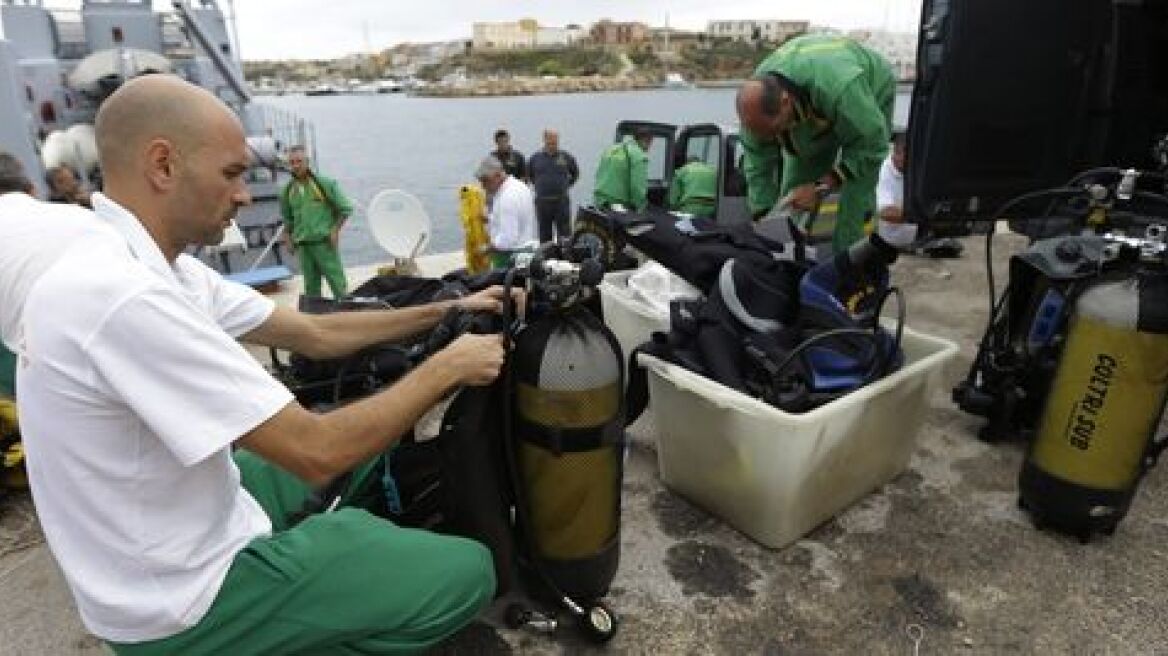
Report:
668,157,718,218
594,128,652,211
736,34,896,253
280,146,354,298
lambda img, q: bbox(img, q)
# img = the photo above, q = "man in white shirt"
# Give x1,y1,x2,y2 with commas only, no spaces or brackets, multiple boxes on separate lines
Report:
875,132,918,249
475,155,537,268
2,75,509,654
0,151,110,397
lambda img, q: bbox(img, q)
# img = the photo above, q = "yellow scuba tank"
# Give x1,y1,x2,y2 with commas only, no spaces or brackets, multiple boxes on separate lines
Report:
1019,271,1168,540
1,397,26,491
459,184,491,274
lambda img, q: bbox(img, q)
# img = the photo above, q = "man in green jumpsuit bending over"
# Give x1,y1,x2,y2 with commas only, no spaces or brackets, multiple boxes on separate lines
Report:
668,157,718,219
280,146,354,298
594,128,652,211
737,35,896,253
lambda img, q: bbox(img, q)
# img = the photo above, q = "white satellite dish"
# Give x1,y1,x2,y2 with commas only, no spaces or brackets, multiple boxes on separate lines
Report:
202,220,248,255
367,190,431,268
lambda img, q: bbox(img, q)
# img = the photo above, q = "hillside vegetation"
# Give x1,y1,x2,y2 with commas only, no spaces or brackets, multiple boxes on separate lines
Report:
418,47,623,80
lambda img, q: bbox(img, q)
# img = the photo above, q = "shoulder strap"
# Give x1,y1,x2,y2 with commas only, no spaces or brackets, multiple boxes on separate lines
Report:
624,336,675,425
308,171,343,219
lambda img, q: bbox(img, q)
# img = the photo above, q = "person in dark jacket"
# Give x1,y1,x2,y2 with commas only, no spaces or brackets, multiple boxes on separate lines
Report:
490,129,525,180
526,129,580,242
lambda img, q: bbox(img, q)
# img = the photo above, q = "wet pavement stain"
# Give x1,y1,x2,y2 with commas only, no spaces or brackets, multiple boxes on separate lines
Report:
431,621,512,654
651,491,719,539
761,640,795,656
891,573,962,629
665,540,759,600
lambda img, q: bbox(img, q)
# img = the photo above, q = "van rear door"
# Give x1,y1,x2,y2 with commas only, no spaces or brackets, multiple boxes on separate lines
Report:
905,0,1166,231
675,123,751,225
615,120,677,209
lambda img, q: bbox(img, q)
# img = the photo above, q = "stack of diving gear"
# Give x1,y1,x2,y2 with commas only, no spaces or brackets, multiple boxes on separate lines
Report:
571,204,806,283
585,206,906,416
274,252,625,644
270,272,518,591
954,165,1168,541
271,275,478,406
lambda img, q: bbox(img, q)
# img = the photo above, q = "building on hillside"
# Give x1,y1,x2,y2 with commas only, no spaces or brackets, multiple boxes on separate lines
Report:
536,26,572,48
590,19,649,45
848,29,918,81
649,27,702,55
417,41,467,66
565,24,586,44
472,18,539,50
706,20,808,43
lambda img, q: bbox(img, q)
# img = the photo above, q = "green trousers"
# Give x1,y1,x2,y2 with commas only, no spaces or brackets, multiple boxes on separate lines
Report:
297,240,348,299
109,451,495,656
779,105,895,255
781,149,878,254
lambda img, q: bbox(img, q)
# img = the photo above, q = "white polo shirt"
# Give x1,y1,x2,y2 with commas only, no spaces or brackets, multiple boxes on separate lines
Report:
875,155,918,248
13,193,294,642
487,174,538,250
0,192,111,352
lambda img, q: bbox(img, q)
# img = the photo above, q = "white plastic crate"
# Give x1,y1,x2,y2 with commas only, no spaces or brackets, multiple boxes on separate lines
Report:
599,270,674,367
639,327,959,549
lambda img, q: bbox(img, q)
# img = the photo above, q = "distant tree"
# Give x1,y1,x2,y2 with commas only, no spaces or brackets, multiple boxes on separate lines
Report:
537,59,566,77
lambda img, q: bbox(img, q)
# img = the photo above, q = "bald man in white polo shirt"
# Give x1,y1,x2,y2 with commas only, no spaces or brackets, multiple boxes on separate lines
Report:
0,75,511,655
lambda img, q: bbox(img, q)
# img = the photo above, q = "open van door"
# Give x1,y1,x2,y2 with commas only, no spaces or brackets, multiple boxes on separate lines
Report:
906,0,1168,232
674,123,752,225
615,120,676,209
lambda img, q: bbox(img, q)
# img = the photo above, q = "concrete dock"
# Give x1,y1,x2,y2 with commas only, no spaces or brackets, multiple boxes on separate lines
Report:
4,235,1168,655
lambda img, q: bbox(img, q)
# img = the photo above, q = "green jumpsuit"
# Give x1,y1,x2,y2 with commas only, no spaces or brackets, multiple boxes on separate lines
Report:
280,173,354,298
742,35,897,253
593,137,649,211
668,161,718,218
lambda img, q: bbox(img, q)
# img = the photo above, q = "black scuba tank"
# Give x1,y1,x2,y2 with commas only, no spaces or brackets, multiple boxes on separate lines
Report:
510,303,625,602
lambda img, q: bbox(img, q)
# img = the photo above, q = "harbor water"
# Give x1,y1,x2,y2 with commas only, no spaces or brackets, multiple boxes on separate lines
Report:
262,88,911,266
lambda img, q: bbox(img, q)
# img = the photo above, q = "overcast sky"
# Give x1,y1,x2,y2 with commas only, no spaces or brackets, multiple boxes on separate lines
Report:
9,1,922,61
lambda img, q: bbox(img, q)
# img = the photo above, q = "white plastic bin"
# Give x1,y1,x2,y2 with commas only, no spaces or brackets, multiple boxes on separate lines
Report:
639,326,959,549
599,270,672,363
